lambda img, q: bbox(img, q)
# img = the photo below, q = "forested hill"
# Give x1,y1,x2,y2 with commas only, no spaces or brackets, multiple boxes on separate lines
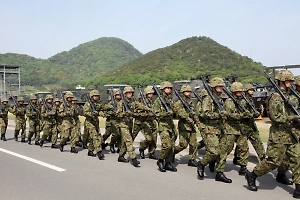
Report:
89,36,264,86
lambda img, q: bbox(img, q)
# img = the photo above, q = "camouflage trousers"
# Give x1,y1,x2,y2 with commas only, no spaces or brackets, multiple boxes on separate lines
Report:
27,119,40,142
14,118,26,139
103,122,120,146
74,121,81,141
216,134,249,172
84,123,103,153
60,121,78,148
139,120,158,155
0,118,8,135
174,130,197,160
132,119,143,141
254,142,300,184
201,133,222,166
158,130,176,162
41,123,57,145
119,126,136,159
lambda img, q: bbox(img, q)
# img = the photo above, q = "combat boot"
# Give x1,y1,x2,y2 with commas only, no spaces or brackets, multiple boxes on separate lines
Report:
27,138,31,145
197,161,205,178
96,151,105,160
157,159,166,172
239,165,249,175
71,147,78,154
131,158,140,167
233,157,239,165
14,130,19,141
34,141,40,145
245,171,258,191
51,144,58,149
21,138,26,143
76,141,83,147
118,156,129,163
149,153,158,160
101,143,108,150
1,134,7,141
165,162,177,172
88,151,96,157
215,172,232,183
60,144,64,152
83,144,88,149
139,148,145,159
276,173,293,185
188,159,197,167
293,184,300,199
110,144,115,153
39,140,44,147
209,160,216,172
116,148,120,153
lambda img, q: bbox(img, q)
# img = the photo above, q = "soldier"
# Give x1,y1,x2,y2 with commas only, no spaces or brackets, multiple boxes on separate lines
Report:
72,97,83,147
173,85,198,167
245,70,300,199
196,89,207,149
138,87,158,160
26,95,40,145
59,92,78,153
53,98,62,141
115,86,140,167
39,95,58,148
154,81,177,172
0,98,9,141
197,77,226,179
11,97,27,142
83,90,111,159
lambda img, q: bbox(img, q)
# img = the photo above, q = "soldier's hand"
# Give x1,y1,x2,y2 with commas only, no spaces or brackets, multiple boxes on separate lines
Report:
186,117,194,123
243,110,252,118
219,111,227,118
167,110,173,116
189,111,196,118
148,112,155,117
290,115,300,122
93,111,99,116
125,111,132,117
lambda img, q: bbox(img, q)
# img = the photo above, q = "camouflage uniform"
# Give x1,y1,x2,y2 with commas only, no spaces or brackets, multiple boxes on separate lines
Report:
195,89,207,149
173,85,198,166
53,99,62,141
26,95,40,145
11,97,27,142
72,97,82,147
0,98,9,141
246,70,300,199
40,95,57,147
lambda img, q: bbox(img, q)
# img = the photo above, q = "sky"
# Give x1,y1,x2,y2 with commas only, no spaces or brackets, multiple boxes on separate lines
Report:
1,0,300,73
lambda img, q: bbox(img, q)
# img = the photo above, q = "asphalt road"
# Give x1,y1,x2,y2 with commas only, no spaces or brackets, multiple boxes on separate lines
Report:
0,128,295,200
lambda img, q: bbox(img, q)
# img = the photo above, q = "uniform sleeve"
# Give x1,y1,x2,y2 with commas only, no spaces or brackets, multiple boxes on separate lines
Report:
173,100,189,119
224,98,242,120
153,99,169,119
201,96,221,119
268,93,292,123
83,102,93,118
26,105,32,117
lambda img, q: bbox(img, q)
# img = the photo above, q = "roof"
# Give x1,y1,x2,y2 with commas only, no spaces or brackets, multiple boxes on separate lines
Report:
0,65,21,69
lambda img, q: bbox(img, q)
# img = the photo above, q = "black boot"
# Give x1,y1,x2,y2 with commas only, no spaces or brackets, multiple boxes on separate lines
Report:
1,134,7,141
88,151,96,157
71,147,78,154
118,156,129,163
83,144,88,149
139,148,145,159
39,140,44,147
215,172,232,183
76,141,83,147
116,148,120,153
276,173,293,185
132,158,140,167
14,136,18,141
149,153,158,160
97,151,105,160
239,165,249,175
233,157,240,165
165,162,177,172
51,144,58,149
293,184,300,199
197,161,205,178
60,144,64,152
245,171,258,191
209,160,216,172
21,138,26,143
35,141,40,145
110,144,115,153
188,159,197,167
157,159,166,172
27,138,31,145
101,143,108,150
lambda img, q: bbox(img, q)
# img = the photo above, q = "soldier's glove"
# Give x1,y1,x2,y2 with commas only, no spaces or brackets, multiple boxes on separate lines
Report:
167,110,173,116
253,112,260,118
186,117,194,123
243,111,253,118
125,111,133,117
148,112,155,117
219,111,227,119
189,111,196,118
290,115,300,123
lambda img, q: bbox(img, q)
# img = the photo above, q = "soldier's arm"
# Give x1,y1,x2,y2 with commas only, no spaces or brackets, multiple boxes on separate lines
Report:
26,105,32,117
201,97,221,119
83,102,94,118
153,99,169,119
173,100,189,119
268,93,292,123
224,99,242,120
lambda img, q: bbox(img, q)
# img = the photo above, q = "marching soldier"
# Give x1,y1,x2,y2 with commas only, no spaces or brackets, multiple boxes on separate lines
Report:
173,85,198,167
26,95,40,145
72,97,83,147
11,97,27,142
0,98,9,141
245,70,300,199
196,89,207,150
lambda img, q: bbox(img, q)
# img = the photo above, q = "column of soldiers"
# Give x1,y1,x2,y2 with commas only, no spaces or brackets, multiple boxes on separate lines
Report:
1,71,300,198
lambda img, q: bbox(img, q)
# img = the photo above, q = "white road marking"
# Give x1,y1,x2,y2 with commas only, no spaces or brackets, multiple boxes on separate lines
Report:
0,148,66,172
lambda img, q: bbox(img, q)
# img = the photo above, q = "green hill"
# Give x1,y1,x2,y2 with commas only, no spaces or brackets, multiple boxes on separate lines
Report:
91,36,265,86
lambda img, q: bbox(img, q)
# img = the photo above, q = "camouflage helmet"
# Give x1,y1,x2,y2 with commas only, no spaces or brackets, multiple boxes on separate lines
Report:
45,95,53,100
230,82,244,92
123,86,134,94
160,81,172,90
64,91,74,98
180,85,192,92
90,89,100,97
210,77,225,87
114,89,120,95
294,75,300,86
1,98,8,103
200,89,208,97
144,87,154,95
54,98,61,102
244,83,254,91
275,70,294,81
30,95,37,100
17,96,24,102
38,98,43,103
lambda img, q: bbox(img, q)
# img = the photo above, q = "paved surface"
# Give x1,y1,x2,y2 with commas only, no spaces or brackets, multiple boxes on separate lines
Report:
0,121,295,200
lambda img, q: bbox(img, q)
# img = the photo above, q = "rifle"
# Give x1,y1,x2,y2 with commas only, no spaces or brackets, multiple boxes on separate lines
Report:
119,86,130,112
11,95,19,109
174,89,193,113
42,98,50,113
241,93,259,114
138,86,150,108
26,96,37,115
193,91,202,103
61,92,70,114
153,84,171,112
264,70,299,141
223,87,247,112
290,86,300,100
199,76,224,111
86,93,97,112
109,89,117,112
